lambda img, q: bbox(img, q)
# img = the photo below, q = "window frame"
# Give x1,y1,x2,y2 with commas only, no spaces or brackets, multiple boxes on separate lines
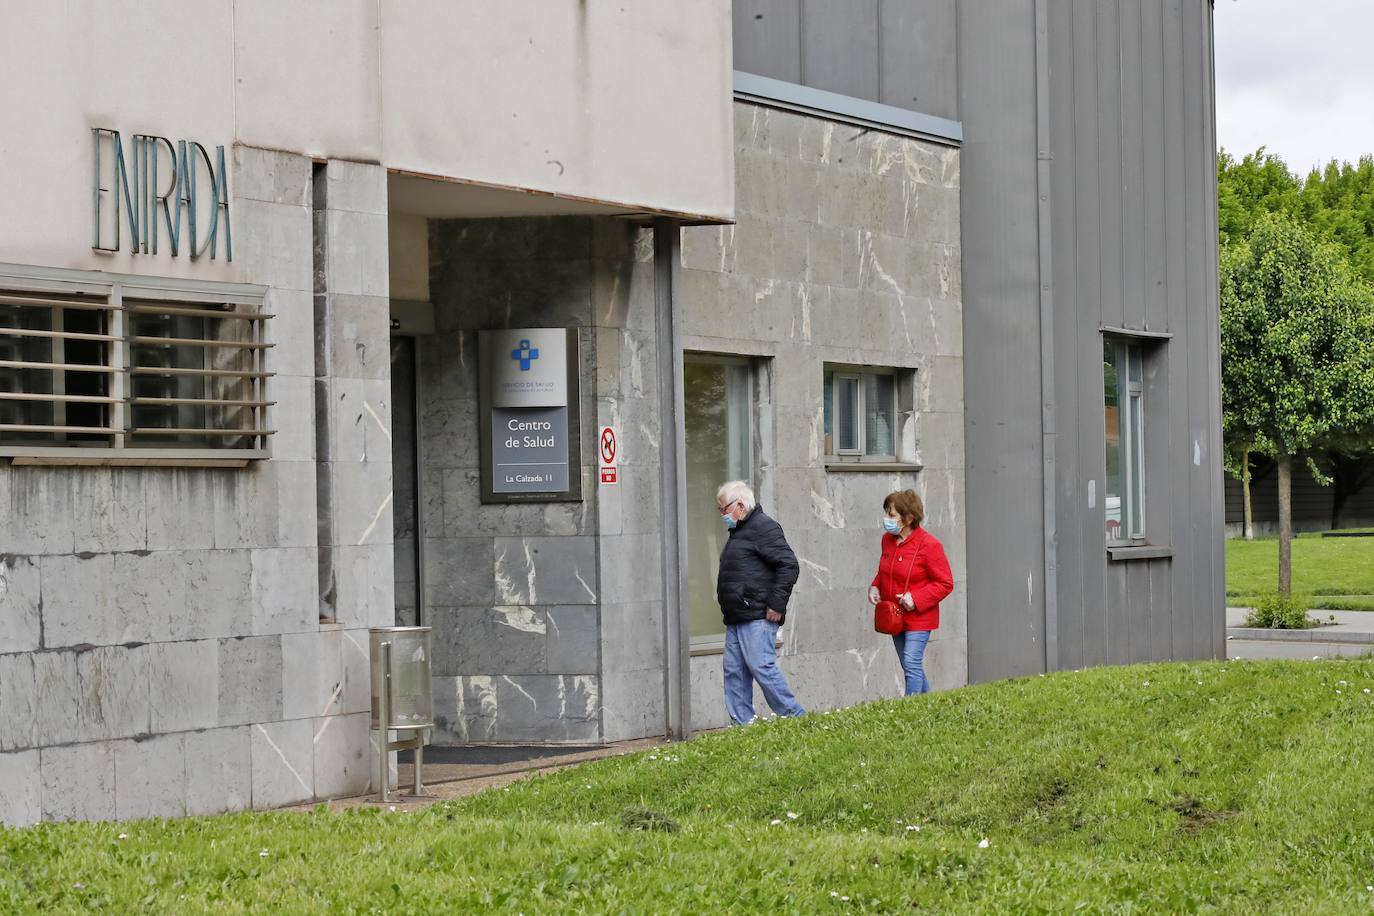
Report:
823,364,903,464
682,351,765,654
0,262,273,465
1104,336,1147,546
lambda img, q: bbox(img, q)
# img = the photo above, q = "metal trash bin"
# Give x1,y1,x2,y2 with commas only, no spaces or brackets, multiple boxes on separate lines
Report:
369,626,433,802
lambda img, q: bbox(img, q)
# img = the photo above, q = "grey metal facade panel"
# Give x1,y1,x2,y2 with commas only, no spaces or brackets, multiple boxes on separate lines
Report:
732,0,802,83
1161,0,1194,660
732,0,959,121
879,0,958,120
1047,0,1085,670
1199,3,1227,660
1096,0,1126,331
961,0,1222,680
801,0,880,99
956,0,1047,683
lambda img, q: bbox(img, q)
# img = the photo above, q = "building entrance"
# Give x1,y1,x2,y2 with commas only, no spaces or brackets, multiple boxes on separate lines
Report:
390,335,422,626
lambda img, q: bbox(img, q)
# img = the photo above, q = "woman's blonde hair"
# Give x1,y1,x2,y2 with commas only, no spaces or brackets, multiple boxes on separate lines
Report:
882,489,925,529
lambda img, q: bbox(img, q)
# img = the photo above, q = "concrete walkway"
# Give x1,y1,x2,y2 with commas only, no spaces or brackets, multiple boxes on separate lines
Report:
1226,607,1374,660
286,737,667,814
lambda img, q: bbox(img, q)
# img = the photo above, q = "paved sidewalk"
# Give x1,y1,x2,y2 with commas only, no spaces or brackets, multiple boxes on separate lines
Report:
1226,606,1374,660
286,737,667,814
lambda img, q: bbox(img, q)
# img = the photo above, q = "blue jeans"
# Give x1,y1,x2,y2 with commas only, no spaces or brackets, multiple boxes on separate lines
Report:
892,629,932,696
723,620,805,724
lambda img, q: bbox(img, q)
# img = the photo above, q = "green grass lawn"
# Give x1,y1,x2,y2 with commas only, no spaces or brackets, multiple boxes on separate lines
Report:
6,660,1374,912
1227,532,1374,610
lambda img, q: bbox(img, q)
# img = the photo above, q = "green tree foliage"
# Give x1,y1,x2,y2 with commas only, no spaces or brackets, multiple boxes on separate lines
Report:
1219,149,1374,285
1297,157,1374,285
1220,213,1374,590
1217,149,1301,247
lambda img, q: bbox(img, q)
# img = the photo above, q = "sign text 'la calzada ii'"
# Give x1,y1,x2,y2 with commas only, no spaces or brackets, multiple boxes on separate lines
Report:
91,128,232,261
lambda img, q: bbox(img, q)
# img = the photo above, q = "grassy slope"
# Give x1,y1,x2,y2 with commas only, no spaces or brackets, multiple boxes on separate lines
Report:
1227,533,1374,610
5,660,1374,913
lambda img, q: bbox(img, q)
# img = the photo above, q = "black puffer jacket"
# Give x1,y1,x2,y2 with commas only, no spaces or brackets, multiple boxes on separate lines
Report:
715,505,801,626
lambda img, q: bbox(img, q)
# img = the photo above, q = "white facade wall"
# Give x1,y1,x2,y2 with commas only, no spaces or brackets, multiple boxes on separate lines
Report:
0,0,734,276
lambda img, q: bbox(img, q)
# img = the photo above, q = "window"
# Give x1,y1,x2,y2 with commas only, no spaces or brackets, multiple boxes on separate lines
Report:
823,367,897,460
0,270,273,461
684,355,756,648
1104,338,1145,542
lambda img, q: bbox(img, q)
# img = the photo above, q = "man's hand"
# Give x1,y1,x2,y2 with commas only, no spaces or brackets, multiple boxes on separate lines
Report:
867,586,881,606
766,608,783,623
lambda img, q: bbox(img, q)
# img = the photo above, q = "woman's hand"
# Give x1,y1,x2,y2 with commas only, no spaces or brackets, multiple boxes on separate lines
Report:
868,586,881,605
898,592,915,612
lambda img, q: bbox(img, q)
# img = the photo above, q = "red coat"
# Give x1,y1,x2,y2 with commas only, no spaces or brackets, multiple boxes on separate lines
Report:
871,527,953,632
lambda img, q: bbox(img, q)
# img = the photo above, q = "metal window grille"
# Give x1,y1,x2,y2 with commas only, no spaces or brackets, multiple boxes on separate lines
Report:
0,275,274,460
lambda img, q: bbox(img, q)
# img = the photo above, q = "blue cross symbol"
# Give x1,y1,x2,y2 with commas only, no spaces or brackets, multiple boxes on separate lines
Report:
511,339,539,371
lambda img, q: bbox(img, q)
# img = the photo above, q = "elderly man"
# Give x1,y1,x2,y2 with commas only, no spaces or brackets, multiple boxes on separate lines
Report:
715,480,804,723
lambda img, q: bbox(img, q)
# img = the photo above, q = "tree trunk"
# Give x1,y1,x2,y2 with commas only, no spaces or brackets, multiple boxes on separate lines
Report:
1241,449,1254,540
1277,449,1293,595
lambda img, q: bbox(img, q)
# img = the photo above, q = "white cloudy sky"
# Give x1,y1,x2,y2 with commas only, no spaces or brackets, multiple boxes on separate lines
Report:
1214,0,1374,175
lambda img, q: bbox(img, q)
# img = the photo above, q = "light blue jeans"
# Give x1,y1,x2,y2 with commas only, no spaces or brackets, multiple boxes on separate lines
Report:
892,629,932,696
723,620,805,724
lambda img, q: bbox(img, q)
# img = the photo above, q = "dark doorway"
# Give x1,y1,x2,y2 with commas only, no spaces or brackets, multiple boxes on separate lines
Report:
391,336,422,626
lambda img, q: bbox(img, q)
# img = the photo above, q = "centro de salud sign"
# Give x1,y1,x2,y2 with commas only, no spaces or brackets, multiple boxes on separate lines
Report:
479,328,581,502
91,128,232,261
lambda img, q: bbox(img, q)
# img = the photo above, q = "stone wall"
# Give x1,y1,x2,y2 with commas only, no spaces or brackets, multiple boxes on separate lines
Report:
0,149,392,825
421,218,659,744
680,103,967,727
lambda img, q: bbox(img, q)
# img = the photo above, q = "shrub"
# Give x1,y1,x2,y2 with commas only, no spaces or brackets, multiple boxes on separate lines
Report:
1244,592,1317,629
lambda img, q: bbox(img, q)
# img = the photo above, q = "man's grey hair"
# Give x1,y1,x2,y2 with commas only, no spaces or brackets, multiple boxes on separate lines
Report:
717,480,756,513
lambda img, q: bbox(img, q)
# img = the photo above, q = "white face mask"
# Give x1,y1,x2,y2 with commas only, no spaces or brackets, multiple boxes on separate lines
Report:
883,517,901,534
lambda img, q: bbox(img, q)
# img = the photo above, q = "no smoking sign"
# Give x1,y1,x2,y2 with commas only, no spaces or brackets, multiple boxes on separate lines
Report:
598,426,619,484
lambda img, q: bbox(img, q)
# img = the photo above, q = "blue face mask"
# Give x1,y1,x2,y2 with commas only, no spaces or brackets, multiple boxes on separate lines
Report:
722,513,737,530
882,517,901,535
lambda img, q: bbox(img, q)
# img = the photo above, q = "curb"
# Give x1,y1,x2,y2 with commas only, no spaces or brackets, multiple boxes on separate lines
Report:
1227,627,1374,644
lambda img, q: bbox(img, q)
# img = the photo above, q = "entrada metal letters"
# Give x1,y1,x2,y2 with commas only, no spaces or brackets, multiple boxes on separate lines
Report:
479,328,580,501
91,128,232,260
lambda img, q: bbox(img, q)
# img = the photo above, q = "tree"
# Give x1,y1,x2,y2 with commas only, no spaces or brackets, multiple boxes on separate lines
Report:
1298,156,1374,285
1217,148,1301,247
1219,151,1374,533
1220,214,1374,592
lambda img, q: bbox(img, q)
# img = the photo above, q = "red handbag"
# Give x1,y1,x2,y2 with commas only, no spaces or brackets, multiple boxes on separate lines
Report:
873,543,917,635
874,598,905,635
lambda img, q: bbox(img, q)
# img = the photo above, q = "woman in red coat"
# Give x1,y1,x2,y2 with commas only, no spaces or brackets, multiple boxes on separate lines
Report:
867,489,954,695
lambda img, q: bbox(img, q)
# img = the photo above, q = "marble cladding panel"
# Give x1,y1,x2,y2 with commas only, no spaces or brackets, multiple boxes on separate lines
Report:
185,726,253,816
114,733,188,821
312,712,372,800
40,742,116,823
0,750,41,827
429,604,598,678
250,718,316,810
0,554,41,653
218,636,285,728
437,674,600,745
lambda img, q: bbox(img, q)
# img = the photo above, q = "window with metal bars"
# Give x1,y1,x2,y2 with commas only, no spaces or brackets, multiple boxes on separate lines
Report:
0,269,273,461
